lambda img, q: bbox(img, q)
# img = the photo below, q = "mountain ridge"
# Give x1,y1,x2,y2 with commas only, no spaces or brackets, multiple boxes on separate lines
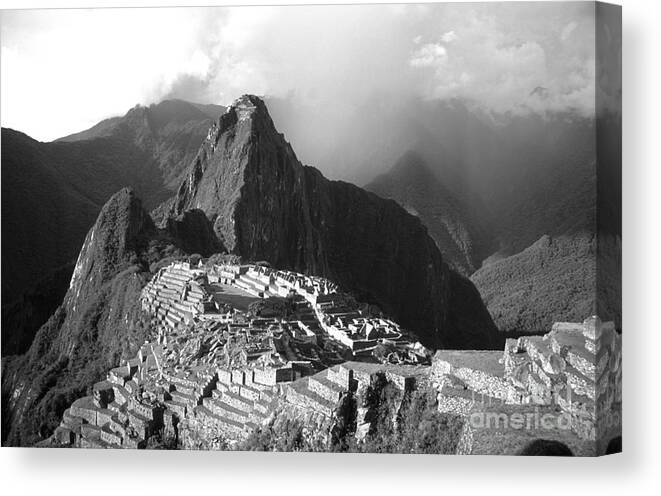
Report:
366,150,494,275
56,99,225,143
1,99,225,355
470,232,621,334
3,96,500,446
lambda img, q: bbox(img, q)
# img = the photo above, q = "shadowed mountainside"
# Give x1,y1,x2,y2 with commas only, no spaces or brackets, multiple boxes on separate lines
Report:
57,99,225,190
269,96,598,255
1,188,222,446
471,234,596,334
1,263,75,357
469,113,621,335
366,151,494,275
470,233,621,334
357,104,619,336
1,100,224,355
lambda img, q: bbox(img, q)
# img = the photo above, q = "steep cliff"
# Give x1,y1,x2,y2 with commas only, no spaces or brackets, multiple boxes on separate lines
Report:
168,95,498,350
366,151,493,275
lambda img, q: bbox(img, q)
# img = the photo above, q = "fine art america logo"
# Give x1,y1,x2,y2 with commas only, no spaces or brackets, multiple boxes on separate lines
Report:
466,390,621,432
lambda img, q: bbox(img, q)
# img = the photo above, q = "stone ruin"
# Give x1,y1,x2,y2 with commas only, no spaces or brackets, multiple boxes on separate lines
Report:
47,260,620,455
51,346,424,450
430,316,622,456
141,261,430,365
48,260,430,450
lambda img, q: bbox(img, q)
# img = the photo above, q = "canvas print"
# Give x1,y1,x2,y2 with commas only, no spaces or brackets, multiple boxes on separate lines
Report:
0,2,621,456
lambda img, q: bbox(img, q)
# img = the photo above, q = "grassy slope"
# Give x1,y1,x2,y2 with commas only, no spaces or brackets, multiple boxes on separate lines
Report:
470,234,603,334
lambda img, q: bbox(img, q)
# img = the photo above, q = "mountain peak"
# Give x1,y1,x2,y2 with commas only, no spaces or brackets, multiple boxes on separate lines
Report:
368,151,442,197
67,187,153,309
169,93,299,251
390,150,437,182
94,186,148,227
366,150,495,276
231,94,265,111
224,94,276,129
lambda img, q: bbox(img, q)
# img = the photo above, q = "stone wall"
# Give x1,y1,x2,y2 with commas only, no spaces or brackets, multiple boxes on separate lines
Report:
431,316,622,455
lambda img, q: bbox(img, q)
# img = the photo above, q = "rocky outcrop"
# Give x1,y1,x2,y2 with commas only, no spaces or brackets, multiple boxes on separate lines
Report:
65,188,154,309
366,151,493,275
167,95,498,350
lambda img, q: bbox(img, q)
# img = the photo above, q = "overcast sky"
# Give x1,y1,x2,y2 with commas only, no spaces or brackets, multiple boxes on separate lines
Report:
1,2,598,141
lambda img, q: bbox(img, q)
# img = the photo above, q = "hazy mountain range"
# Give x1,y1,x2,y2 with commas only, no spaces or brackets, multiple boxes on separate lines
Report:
1,95,621,445
1,95,621,361
2,95,505,445
365,150,493,275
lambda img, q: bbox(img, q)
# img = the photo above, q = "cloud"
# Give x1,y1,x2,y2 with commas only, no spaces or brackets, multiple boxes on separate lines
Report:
410,43,448,68
1,3,599,141
0,7,223,140
561,21,578,41
406,3,597,117
441,30,458,43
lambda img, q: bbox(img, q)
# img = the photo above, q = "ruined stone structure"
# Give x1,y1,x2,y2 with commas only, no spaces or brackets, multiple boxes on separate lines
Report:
141,261,429,365
48,261,430,449
48,260,620,455
431,316,622,456
51,347,422,450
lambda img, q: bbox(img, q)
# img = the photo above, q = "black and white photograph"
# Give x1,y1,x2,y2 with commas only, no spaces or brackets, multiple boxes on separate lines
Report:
0,0,623,464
